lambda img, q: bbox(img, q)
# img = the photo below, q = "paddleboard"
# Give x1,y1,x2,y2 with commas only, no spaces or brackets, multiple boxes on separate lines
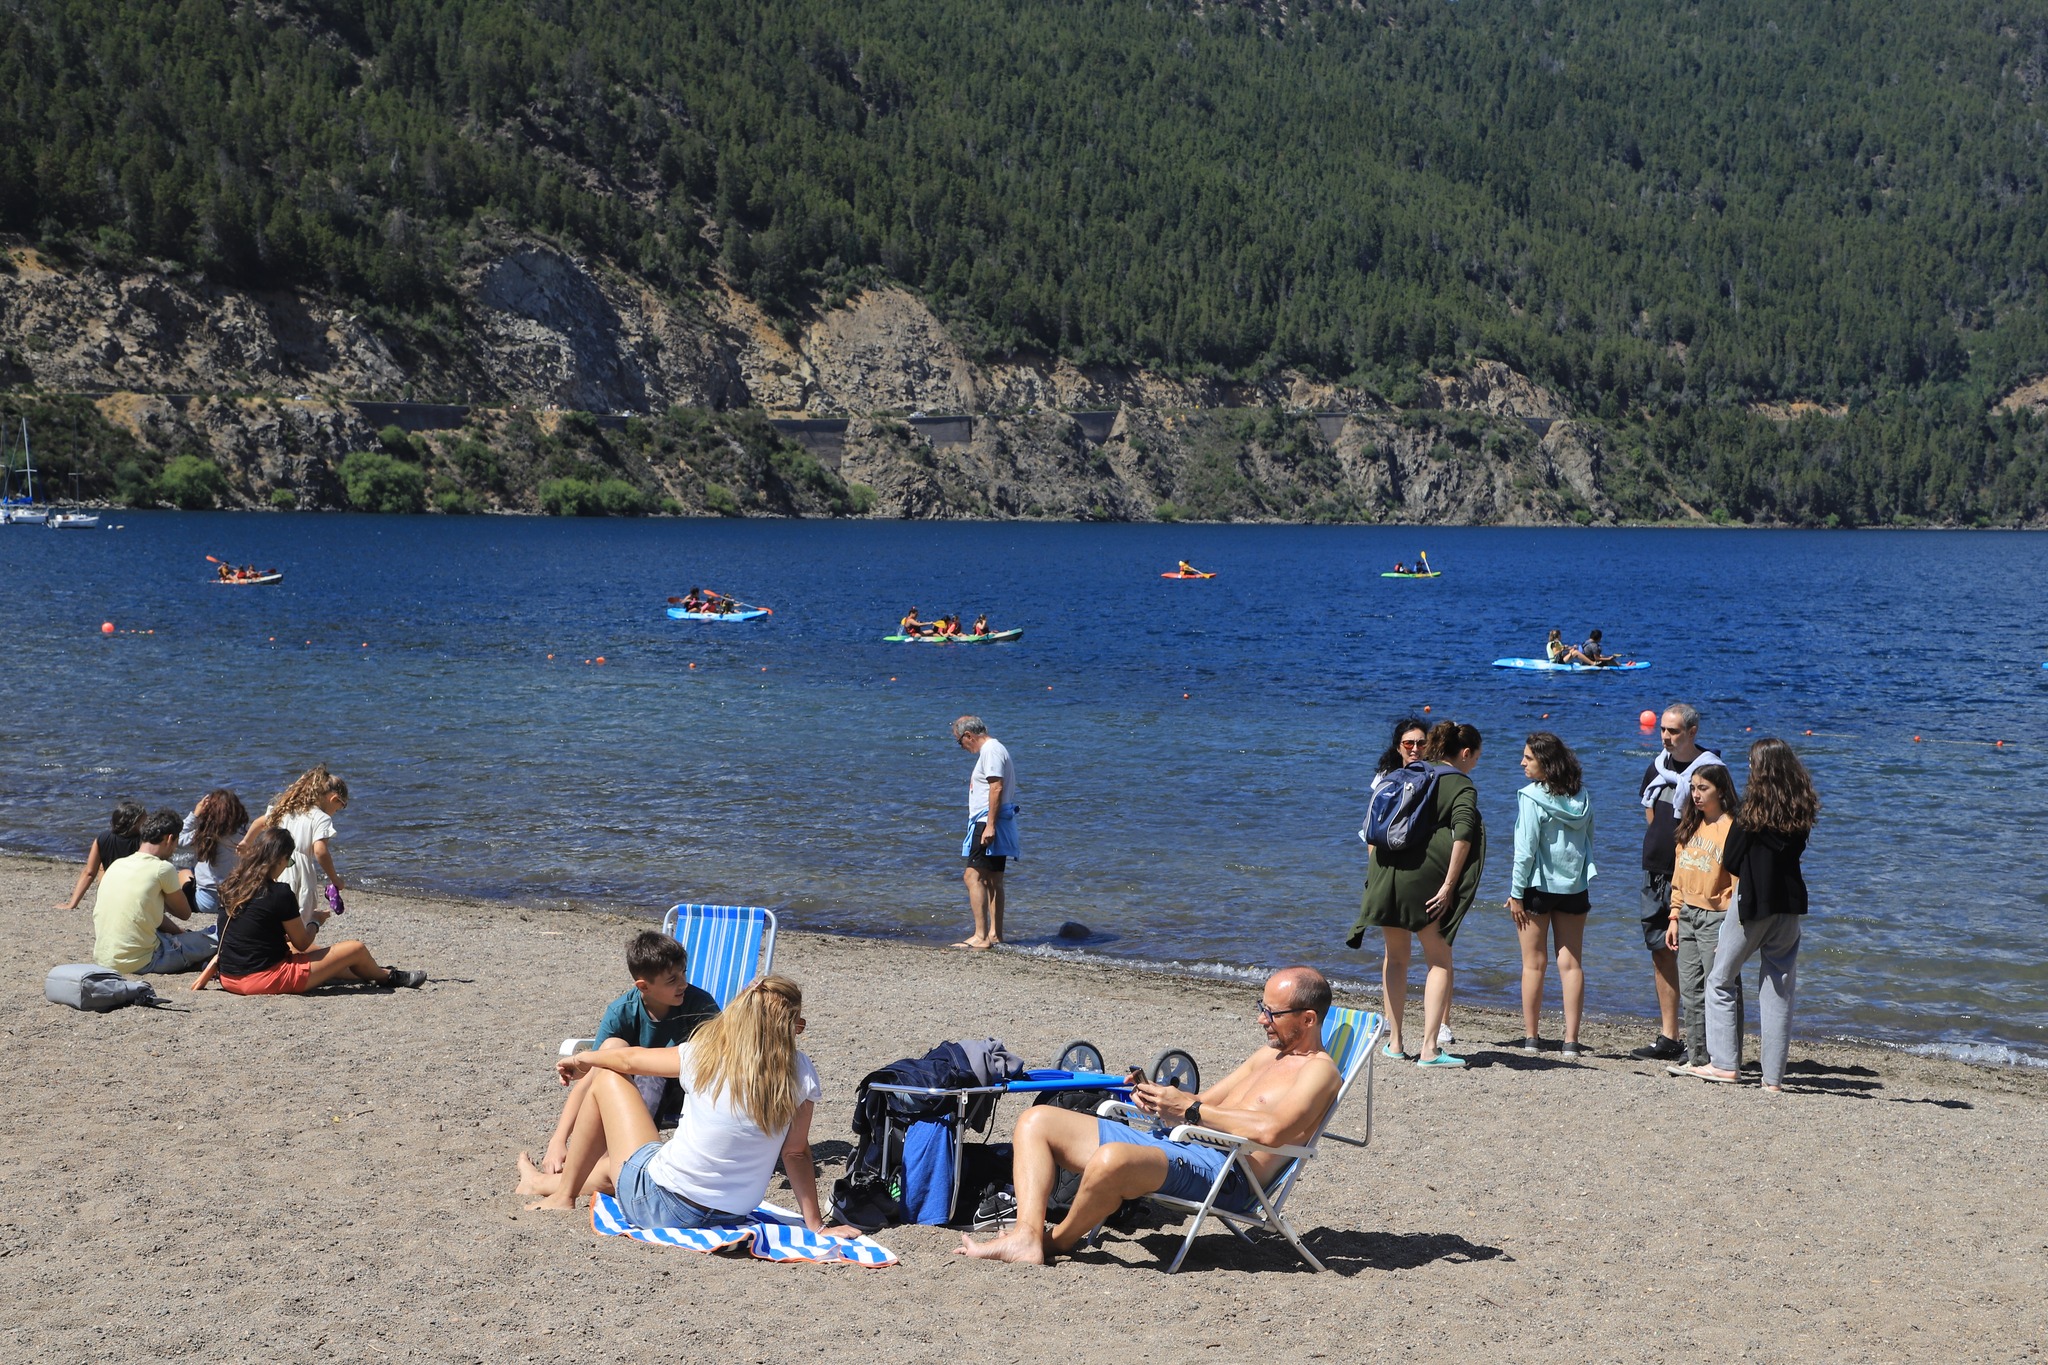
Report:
214,574,283,585
1381,571,1442,579
883,630,1023,644
1161,571,1216,579
666,607,769,622
1493,657,1650,673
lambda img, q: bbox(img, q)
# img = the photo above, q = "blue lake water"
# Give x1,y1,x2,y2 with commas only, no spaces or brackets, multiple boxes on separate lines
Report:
4,513,2044,1064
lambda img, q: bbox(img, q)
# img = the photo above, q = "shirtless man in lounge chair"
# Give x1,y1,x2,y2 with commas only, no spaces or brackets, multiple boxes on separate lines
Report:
958,966,1341,1266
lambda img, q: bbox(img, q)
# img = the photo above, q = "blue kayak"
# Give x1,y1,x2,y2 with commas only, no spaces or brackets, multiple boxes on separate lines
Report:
666,607,770,622
1493,657,1650,673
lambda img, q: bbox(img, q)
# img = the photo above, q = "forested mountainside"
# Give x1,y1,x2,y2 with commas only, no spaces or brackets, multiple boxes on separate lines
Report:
5,0,2048,524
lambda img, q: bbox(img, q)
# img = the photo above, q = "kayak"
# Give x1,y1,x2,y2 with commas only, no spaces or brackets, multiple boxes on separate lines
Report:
883,630,1023,644
214,574,282,585
1493,657,1650,673
1381,571,1442,579
667,607,769,622
1161,571,1216,579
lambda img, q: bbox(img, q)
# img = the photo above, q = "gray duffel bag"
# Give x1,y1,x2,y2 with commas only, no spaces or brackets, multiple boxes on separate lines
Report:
46,963,159,1012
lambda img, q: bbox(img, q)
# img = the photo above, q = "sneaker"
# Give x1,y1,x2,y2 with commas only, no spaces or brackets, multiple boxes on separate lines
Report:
384,968,427,989
1630,1035,1685,1061
1561,1042,1584,1060
1518,1036,1541,1055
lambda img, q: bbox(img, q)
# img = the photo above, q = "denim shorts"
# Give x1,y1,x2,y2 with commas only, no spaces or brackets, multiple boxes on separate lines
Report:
615,1142,746,1231
1095,1119,1253,1212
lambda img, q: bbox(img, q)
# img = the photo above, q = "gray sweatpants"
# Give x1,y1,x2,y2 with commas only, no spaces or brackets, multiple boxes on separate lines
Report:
1707,911,1802,1086
1675,905,1733,1065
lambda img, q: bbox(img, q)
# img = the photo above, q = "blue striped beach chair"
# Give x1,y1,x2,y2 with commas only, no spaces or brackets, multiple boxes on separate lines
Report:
1096,1005,1385,1273
558,903,778,1056
660,903,778,1008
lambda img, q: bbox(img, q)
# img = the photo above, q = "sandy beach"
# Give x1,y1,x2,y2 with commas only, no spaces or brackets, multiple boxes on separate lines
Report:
7,851,2044,1362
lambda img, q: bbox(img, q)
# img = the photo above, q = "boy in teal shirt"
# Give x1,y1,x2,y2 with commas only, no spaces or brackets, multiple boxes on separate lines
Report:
536,932,719,1175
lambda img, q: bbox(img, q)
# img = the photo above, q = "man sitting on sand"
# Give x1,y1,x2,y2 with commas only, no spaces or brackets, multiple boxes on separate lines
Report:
958,966,1341,1266
92,810,217,975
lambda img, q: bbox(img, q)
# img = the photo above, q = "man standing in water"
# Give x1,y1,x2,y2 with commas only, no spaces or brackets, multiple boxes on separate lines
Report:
953,715,1018,949
1632,703,1725,1062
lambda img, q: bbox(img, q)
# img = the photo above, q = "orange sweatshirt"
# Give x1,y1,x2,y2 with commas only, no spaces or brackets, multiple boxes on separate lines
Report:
1669,813,1736,914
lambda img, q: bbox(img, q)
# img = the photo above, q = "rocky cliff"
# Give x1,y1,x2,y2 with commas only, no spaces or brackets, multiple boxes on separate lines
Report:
1,236,1686,522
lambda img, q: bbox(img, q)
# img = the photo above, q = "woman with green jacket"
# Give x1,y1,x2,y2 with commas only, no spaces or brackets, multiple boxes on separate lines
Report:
1350,720,1485,1068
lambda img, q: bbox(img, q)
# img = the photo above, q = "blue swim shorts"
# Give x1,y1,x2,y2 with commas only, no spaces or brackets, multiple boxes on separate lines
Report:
1095,1118,1255,1213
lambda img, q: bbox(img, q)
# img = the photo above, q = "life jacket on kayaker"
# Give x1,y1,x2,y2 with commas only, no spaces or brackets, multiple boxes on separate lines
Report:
901,608,923,635
972,615,989,636
1178,561,1197,575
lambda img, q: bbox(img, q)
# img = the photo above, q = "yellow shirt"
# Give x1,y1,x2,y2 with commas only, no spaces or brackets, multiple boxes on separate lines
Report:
92,852,182,973
1669,814,1735,914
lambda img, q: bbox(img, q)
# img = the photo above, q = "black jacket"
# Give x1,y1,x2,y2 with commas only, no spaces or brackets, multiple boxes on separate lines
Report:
1722,823,1808,922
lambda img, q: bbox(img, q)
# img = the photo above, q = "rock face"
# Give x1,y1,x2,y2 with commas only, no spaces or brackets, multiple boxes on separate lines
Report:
3,235,1653,523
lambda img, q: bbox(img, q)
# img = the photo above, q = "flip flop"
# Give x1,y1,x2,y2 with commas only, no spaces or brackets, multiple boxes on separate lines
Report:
1683,1064,1741,1083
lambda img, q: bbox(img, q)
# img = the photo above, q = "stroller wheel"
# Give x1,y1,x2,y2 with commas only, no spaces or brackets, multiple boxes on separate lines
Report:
1057,1040,1104,1073
1151,1048,1200,1092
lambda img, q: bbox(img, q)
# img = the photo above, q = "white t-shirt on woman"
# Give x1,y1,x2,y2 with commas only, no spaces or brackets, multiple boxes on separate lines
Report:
270,806,337,916
645,1043,821,1215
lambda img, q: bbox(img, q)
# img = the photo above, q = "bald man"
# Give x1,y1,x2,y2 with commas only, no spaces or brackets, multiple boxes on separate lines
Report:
958,967,1342,1266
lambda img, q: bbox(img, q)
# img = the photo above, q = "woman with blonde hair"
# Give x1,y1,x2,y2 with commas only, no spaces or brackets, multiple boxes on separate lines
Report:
516,975,842,1234
249,765,349,928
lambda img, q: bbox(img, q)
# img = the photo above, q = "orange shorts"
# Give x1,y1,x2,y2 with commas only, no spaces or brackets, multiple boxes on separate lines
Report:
221,952,315,995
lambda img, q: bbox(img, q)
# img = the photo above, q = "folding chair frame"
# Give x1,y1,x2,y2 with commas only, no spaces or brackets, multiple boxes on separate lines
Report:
1096,1007,1384,1273
558,903,778,1056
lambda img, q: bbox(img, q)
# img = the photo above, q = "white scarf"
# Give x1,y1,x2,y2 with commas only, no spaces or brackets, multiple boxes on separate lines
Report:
1642,748,1725,817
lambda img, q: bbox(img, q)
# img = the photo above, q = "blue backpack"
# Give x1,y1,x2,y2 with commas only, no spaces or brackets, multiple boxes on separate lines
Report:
1361,762,1443,854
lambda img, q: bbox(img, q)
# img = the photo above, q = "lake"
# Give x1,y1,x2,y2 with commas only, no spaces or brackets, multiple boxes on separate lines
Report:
4,513,2043,1065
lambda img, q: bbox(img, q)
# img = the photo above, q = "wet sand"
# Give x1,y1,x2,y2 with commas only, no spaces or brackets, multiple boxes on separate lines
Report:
7,852,2044,1362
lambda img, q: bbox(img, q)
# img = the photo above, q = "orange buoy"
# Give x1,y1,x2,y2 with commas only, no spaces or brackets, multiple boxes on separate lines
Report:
595,656,606,664
100,621,114,635
1422,705,1431,713
1638,710,1656,727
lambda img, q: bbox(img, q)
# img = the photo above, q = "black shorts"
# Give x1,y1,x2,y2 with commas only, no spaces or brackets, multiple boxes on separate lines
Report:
966,819,1007,873
1639,871,1673,952
1523,887,1590,916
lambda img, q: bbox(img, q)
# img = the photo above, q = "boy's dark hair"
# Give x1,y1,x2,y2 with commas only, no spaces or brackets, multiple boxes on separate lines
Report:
626,931,688,982
138,809,182,844
110,800,147,836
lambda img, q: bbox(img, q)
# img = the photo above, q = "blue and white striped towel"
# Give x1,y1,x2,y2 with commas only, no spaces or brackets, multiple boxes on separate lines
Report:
591,1193,897,1267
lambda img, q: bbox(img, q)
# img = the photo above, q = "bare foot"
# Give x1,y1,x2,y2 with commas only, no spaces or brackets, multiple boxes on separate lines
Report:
515,1151,558,1197
956,1227,1048,1264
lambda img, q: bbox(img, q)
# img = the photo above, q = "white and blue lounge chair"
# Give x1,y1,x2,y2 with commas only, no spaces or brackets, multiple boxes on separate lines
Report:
559,903,779,1056
1096,1005,1385,1273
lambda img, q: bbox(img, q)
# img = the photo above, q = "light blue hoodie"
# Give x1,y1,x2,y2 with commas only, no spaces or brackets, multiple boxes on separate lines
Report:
1510,783,1596,897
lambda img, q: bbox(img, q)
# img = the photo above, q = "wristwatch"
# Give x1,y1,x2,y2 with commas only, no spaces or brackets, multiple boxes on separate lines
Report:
1185,1100,1203,1127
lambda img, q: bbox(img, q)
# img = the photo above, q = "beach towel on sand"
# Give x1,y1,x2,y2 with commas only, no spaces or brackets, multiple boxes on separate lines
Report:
591,1193,897,1267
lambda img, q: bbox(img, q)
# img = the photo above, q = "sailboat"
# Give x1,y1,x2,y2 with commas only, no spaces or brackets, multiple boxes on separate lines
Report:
1,418,48,525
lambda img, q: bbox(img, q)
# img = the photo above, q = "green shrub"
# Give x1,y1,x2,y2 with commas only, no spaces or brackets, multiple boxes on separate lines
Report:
377,424,419,458
848,482,877,515
539,477,600,515
269,488,297,510
596,478,652,515
1155,501,1183,522
338,451,427,513
157,454,227,509
435,487,480,514
703,482,740,516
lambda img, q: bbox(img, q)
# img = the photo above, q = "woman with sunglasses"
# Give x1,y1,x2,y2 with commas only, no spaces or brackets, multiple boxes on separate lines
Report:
1351,720,1485,1068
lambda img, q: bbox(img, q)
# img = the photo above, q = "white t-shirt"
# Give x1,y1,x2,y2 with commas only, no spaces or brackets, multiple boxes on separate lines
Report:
271,806,338,916
968,737,1016,818
645,1043,822,1215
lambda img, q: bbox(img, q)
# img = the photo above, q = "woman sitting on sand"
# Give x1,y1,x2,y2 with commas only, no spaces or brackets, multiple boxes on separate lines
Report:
517,975,841,1234
208,828,423,993
56,798,146,911
181,788,249,923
